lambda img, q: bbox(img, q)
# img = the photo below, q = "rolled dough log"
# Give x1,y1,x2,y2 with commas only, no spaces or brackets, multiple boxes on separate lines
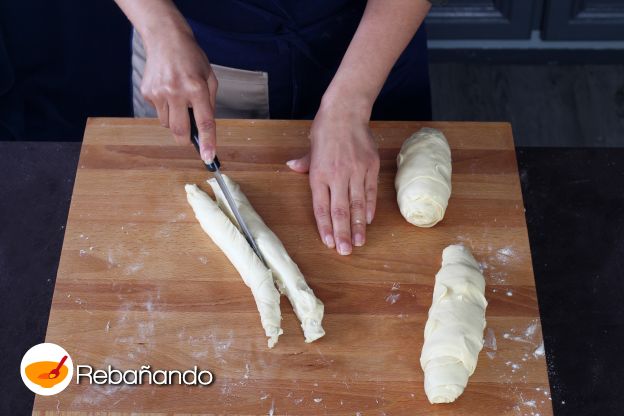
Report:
185,184,283,348
395,128,452,227
208,175,325,343
420,244,487,404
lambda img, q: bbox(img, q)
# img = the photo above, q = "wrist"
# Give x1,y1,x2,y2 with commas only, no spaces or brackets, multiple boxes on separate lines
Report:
139,13,194,53
319,86,374,122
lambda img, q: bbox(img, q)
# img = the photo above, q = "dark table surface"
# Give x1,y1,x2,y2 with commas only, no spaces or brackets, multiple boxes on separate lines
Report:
1,142,623,416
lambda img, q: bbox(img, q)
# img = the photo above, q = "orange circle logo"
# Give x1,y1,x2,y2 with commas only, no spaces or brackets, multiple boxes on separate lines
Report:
20,343,73,396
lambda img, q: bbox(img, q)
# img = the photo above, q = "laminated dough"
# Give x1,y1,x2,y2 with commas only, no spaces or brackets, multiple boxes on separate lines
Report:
185,184,283,348
420,244,487,404
208,174,325,343
395,128,452,227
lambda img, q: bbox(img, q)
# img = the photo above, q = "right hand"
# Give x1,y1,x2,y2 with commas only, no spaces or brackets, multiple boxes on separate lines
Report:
140,29,218,162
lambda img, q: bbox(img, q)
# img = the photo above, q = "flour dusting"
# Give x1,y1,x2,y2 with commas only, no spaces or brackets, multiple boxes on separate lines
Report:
385,293,400,305
533,341,545,358
472,244,517,284
497,319,550,415
496,246,514,264
124,263,144,275
483,327,497,359
525,322,538,338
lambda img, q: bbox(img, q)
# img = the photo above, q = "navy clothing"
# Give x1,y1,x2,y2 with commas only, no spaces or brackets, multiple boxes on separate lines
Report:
0,1,132,141
175,0,431,120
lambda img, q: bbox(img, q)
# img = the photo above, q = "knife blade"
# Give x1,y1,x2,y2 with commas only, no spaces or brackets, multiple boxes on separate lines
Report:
188,109,267,266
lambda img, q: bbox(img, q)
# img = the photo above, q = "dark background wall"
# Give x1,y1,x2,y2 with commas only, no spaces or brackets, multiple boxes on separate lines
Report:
0,0,132,141
427,0,624,41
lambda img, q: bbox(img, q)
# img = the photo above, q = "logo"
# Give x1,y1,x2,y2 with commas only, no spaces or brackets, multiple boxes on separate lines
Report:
21,343,74,396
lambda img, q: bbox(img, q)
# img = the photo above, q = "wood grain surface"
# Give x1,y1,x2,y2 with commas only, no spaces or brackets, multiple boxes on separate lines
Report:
33,118,552,415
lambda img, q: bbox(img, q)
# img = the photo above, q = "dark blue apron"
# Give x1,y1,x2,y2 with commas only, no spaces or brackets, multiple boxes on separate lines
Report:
174,0,431,120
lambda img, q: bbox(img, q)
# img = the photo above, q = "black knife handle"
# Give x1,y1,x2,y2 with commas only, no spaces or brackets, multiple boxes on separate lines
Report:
188,108,220,172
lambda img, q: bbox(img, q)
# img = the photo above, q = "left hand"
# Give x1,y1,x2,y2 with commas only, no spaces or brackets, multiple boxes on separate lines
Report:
287,98,380,255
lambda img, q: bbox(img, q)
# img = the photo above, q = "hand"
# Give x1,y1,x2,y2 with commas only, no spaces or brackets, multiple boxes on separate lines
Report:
287,98,380,255
140,28,218,161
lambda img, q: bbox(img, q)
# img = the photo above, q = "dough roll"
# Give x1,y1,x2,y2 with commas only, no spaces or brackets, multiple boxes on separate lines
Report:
208,175,325,343
420,244,487,404
395,128,452,227
185,184,283,348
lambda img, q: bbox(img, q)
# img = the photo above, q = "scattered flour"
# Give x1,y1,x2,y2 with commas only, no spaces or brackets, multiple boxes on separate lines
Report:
524,399,537,408
473,244,517,285
124,263,144,275
505,361,522,373
497,320,551,415
385,293,400,305
533,341,545,358
483,328,497,359
496,246,514,264
172,212,186,222
137,321,154,341
525,322,538,338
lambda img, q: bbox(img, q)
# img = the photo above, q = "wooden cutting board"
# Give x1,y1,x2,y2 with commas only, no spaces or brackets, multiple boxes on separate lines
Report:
33,118,552,415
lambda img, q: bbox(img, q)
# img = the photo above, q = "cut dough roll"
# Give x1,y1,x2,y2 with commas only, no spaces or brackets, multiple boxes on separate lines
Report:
420,244,487,404
185,184,283,348
395,128,452,227
208,175,325,343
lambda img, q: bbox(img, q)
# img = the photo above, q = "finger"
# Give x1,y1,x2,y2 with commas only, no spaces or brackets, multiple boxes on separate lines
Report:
156,100,169,128
168,99,190,145
349,176,367,247
139,82,156,109
286,153,311,173
330,180,352,256
207,73,218,111
310,179,334,248
191,96,216,162
365,164,379,224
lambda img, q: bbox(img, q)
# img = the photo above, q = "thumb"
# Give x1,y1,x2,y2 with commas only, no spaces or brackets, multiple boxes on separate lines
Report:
286,153,311,173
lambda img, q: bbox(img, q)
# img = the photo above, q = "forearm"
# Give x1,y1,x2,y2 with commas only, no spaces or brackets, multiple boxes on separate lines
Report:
322,0,431,117
114,0,192,50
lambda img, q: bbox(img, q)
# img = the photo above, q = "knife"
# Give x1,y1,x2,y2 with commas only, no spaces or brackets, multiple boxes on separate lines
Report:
188,109,267,266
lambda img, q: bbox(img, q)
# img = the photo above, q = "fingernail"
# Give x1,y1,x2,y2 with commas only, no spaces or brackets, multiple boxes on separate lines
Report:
324,235,335,248
286,160,296,168
201,150,213,163
353,233,364,247
366,211,373,225
338,242,351,256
